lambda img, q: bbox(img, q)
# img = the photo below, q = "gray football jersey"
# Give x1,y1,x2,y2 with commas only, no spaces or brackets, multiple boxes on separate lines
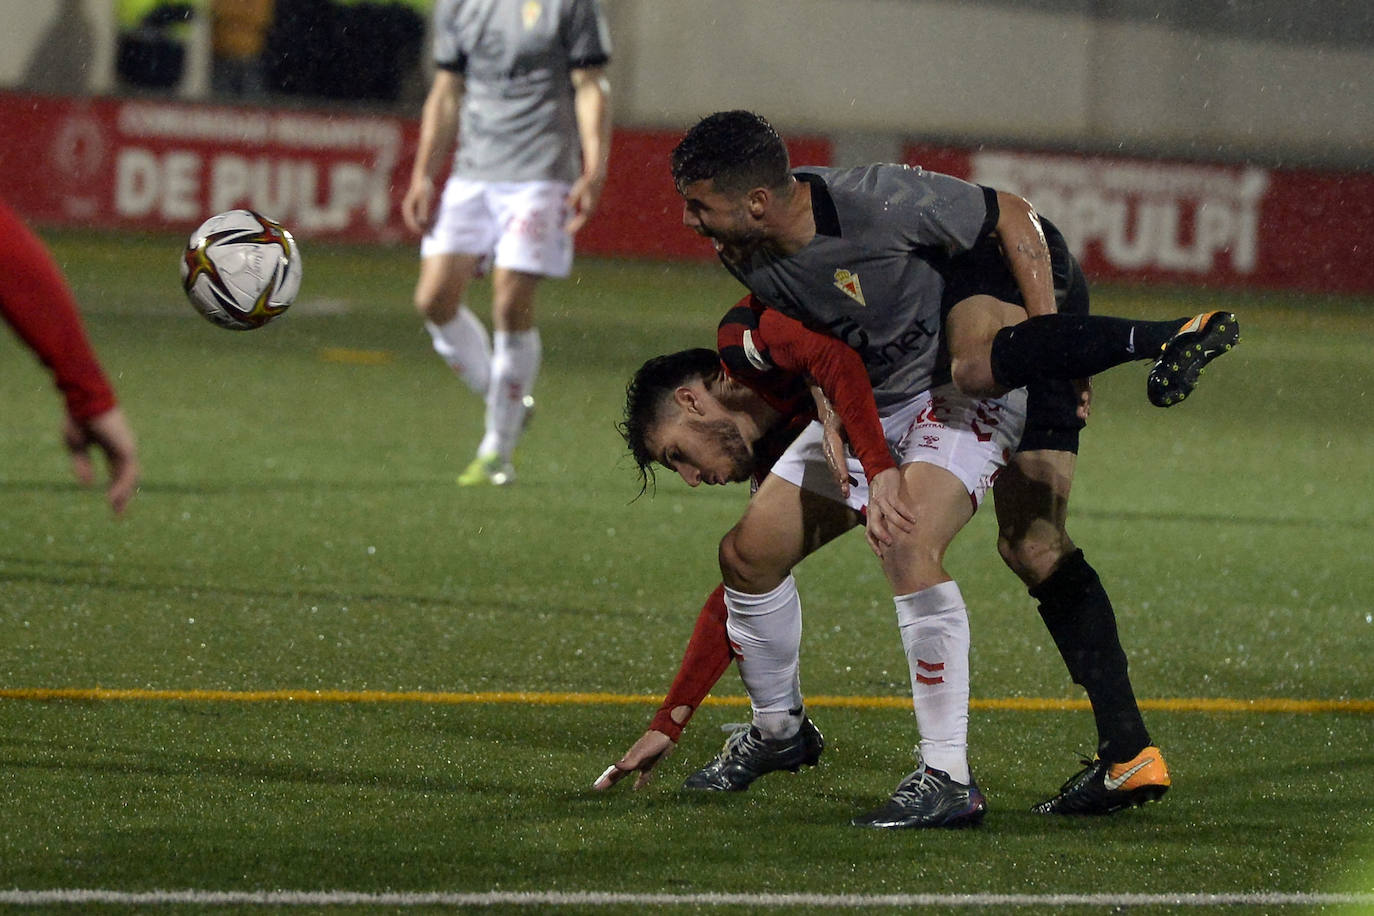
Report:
723,164,996,407
433,0,611,183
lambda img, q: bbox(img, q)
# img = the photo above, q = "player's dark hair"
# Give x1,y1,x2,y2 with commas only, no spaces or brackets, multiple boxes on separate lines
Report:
618,348,723,497
670,110,792,196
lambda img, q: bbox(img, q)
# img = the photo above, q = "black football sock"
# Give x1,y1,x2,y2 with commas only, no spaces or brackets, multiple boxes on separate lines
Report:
990,314,1187,390
1030,549,1152,763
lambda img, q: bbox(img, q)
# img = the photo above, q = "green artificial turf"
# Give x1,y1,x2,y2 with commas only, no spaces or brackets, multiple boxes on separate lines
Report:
0,230,1370,914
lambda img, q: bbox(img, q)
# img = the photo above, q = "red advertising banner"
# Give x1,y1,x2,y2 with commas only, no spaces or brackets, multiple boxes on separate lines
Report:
1,93,1369,293
0,92,829,263
906,142,1374,295
0,92,417,242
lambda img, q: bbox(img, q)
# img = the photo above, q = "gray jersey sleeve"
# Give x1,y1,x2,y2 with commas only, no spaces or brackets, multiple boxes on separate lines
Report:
563,0,612,68
432,0,466,71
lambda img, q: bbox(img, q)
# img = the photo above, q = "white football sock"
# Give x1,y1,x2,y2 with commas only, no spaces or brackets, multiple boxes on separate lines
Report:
724,577,804,741
477,329,541,461
894,580,971,784
425,306,491,395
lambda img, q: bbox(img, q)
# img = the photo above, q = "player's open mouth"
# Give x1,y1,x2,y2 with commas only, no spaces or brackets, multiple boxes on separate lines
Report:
691,227,723,250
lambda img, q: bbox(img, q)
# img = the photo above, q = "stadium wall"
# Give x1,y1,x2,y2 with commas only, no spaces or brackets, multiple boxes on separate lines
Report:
2,91,1371,294
605,0,1374,169
2,0,1374,169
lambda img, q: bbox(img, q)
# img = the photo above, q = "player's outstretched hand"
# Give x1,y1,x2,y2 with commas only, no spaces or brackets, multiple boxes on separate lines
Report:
865,467,915,558
63,406,139,516
593,729,676,791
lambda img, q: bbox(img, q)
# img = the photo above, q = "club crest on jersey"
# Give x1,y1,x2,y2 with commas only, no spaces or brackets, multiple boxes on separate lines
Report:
833,268,866,306
522,0,542,29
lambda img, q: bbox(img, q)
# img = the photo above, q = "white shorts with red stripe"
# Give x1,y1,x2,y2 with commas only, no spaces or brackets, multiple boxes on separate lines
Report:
768,383,1027,513
422,177,573,278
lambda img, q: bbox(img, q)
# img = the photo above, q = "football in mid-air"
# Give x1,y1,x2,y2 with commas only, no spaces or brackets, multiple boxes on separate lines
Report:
180,209,302,330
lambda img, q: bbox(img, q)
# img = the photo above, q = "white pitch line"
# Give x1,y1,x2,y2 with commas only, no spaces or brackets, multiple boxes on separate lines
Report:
0,890,1371,908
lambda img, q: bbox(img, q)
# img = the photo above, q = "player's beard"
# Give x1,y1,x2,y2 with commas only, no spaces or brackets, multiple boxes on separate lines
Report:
690,417,755,483
701,209,766,262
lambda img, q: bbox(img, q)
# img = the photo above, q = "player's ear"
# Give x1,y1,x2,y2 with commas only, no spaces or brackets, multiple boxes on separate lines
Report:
746,187,769,218
673,385,704,416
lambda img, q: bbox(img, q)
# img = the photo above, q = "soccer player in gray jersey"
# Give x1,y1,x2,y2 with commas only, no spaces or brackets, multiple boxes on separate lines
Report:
403,0,611,486
663,110,1238,827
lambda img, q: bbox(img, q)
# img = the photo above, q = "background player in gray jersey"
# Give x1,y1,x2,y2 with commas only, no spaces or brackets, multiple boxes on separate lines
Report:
664,110,1238,826
402,0,611,486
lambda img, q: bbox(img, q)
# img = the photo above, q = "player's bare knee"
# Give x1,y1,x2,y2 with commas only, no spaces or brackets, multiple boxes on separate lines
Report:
998,528,1071,588
414,288,457,323
718,527,788,593
879,536,950,595
951,357,1001,398
996,532,1035,585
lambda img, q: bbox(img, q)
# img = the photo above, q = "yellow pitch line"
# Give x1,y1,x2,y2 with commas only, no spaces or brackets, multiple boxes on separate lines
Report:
317,347,394,365
1,688,1371,715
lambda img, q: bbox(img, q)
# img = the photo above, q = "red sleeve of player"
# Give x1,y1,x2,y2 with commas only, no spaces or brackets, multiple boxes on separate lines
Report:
0,199,117,421
717,295,771,384
756,308,897,481
648,584,734,741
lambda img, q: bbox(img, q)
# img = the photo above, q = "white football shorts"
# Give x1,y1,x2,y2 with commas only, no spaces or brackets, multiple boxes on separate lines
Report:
768,383,1028,513
422,177,574,277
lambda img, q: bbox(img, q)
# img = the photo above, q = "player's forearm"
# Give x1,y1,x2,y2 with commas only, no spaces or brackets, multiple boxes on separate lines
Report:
0,201,117,421
571,68,611,184
4,305,116,422
411,74,463,185
648,584,733,741
805,357,894,482
764,312,895,481
994,190,1056,318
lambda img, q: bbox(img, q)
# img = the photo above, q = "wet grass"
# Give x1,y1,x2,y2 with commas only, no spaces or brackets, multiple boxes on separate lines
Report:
0,230,1370,912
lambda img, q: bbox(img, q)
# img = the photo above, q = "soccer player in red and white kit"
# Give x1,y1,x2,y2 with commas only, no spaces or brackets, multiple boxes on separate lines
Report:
0,197,139,515
606,293,1031,828
598,295,906,786
598,288,1178,824
611,110,1235,827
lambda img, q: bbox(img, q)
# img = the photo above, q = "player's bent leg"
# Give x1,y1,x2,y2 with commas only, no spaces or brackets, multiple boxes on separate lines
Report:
463,268,544,486
719,475,858,594
414,252,481,324
684,663,823,793
983,309,1239,406
854,461,986,829
943,294,1026,398
684,476,856,792
996,450,1165,812
414,253,508,485
490,267,540,333
877,460,976,596
417,253,492,397
721,575,805,733
993,449,1077,587
692,575,816,793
